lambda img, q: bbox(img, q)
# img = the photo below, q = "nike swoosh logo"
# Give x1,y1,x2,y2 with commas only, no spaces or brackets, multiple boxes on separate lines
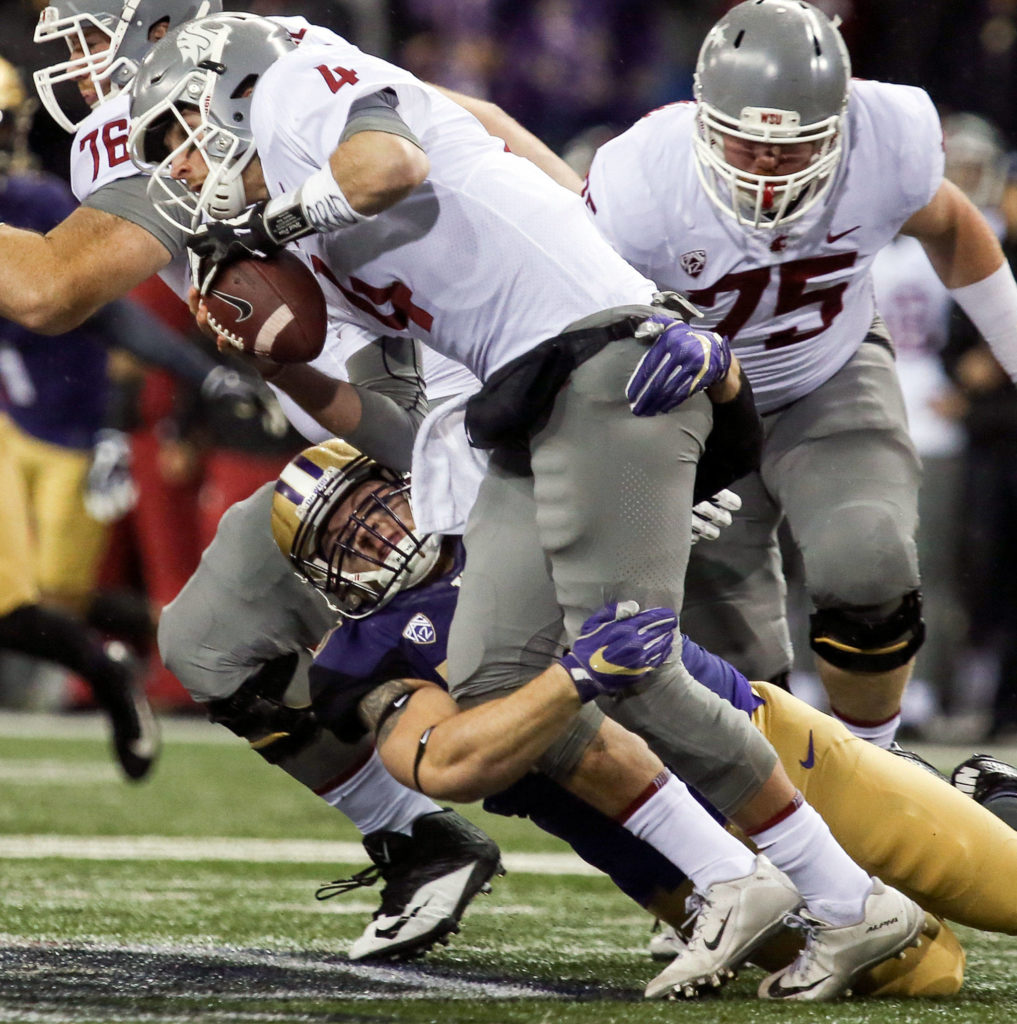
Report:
826,225,860,243
766,972,833,998
373,895,433,940
799,730,815,770
587,647,651,677
209,289,254,322
703,909,731,951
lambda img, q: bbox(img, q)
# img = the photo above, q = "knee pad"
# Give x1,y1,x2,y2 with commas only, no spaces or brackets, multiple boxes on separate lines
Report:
205,652,321,764
809,590,925,673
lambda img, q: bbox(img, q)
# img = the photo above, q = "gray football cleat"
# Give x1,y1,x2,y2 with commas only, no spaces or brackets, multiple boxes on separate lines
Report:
316,809,503,961
644,855,801,999
648,921,686,961
758,878,924,1001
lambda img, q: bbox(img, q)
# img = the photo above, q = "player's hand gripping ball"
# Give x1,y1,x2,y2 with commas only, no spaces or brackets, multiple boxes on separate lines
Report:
560,601,678,702
200,250,327,363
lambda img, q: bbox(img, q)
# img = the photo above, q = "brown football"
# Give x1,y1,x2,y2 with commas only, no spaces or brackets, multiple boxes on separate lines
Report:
204,250,327,363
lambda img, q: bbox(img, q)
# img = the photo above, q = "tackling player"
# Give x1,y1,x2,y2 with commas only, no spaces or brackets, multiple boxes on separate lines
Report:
270,436,1017,1001
578,0,1017,750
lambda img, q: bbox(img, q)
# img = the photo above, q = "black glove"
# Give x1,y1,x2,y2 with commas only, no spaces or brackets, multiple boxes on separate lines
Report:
188,202,280,294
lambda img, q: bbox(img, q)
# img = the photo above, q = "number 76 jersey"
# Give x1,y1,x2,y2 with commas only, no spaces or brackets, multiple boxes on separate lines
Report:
584,79,944,413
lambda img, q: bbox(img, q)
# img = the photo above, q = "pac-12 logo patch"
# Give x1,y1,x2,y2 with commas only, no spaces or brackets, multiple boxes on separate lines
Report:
680,249,707,277
402,613,436,645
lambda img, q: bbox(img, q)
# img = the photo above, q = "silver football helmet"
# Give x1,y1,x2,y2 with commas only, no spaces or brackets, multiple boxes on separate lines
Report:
271,440,443,620
693,0,851,229
942,112,1008,211
33,0,221,133
128,13,294,228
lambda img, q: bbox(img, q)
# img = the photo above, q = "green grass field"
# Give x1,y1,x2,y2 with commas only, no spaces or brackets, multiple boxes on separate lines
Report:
3,711,1017,1024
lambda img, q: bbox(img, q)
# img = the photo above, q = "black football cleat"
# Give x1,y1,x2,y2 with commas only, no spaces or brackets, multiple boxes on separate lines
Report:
91,641,161,781
951,753,1017,831
888,741,947,781
316,808,504,960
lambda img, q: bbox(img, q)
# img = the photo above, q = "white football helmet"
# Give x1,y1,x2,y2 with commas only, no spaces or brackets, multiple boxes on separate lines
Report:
942,112,1009,212
33,0,221,133
271,440,442,620
693,0,851,229
128,12,294,229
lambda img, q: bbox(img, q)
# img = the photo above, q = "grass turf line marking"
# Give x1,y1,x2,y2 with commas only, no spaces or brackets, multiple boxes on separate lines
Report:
0,835,600,874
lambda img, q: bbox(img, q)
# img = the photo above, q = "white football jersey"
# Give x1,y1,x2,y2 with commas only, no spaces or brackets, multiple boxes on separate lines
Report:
252,39,656,381
586,80,945,413
69,17,476,429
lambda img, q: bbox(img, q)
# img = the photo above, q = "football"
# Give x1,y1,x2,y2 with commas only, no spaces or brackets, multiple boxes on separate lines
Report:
203,250,327,363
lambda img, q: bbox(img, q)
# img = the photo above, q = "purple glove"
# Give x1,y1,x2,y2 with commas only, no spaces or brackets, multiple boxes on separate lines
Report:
626,315,731,416
560,600,678,702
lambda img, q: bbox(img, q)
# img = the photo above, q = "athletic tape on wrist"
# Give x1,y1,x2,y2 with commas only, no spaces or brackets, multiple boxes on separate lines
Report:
949,262,1017,382
299,163,373,233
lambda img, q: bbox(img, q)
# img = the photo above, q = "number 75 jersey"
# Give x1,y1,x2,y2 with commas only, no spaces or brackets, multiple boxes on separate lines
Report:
584,79,944,413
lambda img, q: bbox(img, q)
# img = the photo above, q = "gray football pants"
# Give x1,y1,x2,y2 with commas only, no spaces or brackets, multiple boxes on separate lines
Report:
157,482,375,790
682,340,923,682
447,314,778,817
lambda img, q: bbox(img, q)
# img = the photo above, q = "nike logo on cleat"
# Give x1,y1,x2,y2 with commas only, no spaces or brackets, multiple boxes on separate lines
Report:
373,896,433,940
799,730,815,769
703,910,732,951
766,973,833,998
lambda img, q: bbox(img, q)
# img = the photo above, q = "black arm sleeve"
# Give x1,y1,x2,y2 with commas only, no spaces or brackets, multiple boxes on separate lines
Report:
693,368,764,504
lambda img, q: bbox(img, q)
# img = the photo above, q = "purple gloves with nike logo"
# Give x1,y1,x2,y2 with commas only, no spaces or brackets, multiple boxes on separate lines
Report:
626,315,731,416
560,601,679,703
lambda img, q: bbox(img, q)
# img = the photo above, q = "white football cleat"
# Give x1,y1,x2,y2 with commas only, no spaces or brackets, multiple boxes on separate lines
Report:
648,922,686,961
758,878,925,1001
644,855,801,999
316,809,503,961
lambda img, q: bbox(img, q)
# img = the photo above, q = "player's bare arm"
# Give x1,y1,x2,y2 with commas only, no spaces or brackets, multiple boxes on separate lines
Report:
0,206,171,333
433,85,585,194
329,130,430,215
902,178,1006,287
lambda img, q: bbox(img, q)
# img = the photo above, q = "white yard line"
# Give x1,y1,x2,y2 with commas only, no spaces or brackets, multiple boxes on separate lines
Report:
0,834,599,875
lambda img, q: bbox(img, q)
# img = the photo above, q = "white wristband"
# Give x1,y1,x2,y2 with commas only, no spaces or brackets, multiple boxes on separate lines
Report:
949,262,1017,382
297,163,373,233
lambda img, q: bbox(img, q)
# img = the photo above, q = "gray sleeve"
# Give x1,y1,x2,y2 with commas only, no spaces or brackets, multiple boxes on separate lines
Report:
340,88,423,150
343,335,428,472
80,174,190,259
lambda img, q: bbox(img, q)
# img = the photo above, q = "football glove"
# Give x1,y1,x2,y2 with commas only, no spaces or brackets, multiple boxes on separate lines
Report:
188,201,281,295
627,315,731,416
690,488,742,544
560,601,678,703
84,429,138,524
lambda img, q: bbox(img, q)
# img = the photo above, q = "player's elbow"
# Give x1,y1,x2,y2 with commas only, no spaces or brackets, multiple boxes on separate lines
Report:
368,139,430,212
14,281,92,335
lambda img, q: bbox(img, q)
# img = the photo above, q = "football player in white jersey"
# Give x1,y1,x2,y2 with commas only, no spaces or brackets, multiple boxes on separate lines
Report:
126,13,930,999
9,0,509,963
580,0,1017,751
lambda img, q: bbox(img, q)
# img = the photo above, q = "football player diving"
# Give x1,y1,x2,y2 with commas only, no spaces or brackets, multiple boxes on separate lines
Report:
270,436,1017,1001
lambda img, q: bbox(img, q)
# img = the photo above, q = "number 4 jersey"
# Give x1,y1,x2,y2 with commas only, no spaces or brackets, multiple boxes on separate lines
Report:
584,80,944,413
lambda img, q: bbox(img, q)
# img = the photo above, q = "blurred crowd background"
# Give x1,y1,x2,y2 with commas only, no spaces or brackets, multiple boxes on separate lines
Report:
2,0,1017,743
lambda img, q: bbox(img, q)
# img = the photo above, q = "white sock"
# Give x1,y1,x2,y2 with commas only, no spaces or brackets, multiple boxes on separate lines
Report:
749,794,872,925
621,771,756,892
831,708,900,749
317,748,441,836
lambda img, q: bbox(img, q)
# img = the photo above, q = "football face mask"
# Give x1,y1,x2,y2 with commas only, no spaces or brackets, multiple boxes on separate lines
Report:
272,441,442,619
33,0,221,133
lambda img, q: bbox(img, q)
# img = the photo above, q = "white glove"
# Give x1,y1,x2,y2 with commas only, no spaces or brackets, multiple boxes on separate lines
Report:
84,429,138,524
690,489,741,544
